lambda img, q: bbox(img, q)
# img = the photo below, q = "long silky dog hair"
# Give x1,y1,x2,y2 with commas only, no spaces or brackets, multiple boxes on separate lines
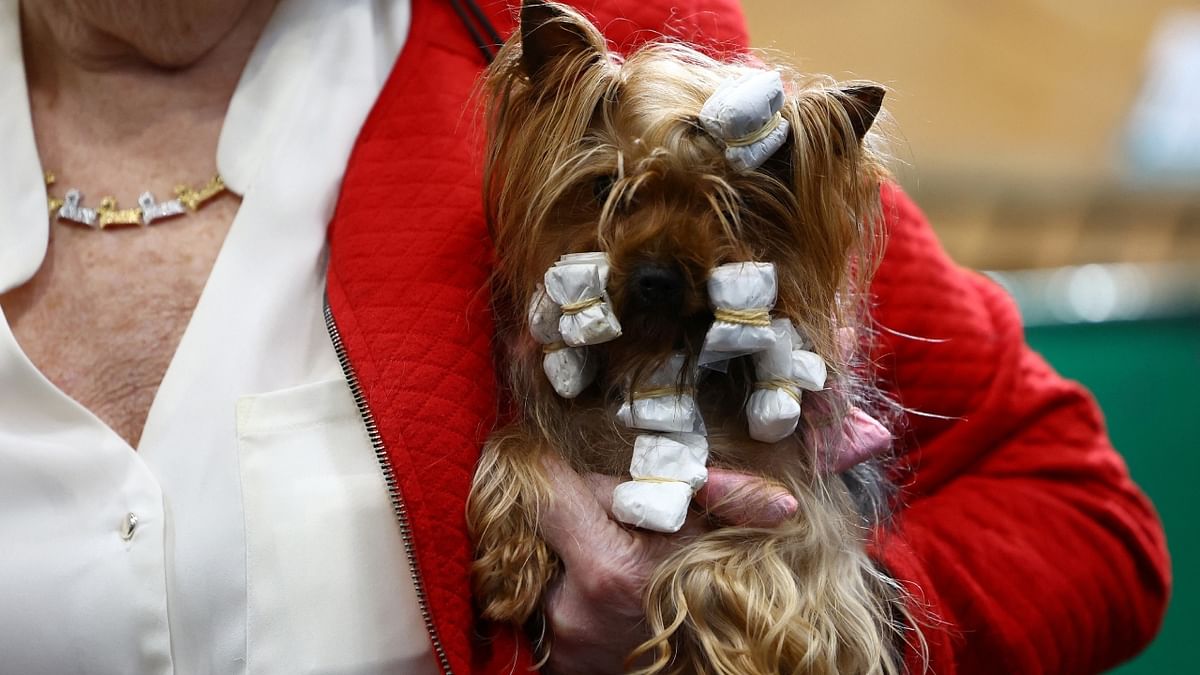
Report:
468,2,924,673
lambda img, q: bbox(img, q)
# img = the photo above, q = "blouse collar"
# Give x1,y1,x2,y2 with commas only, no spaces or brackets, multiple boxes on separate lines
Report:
0,0,409,294
0,0,49,294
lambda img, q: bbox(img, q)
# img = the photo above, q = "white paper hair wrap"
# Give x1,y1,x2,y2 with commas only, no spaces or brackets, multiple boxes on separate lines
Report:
699,70,791,172
616,353,699,433
747,319,828,442
556,251,611,278
530,251,613,398
543,254,622,347
612,433,709,533
702,262,778,360
528,286,597,398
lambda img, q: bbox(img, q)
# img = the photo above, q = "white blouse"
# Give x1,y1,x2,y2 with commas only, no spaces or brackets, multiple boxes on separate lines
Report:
0,1,439,673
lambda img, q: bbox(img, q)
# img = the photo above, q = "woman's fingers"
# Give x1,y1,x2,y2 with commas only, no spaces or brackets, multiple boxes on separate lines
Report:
579,471,621,515
537,455,635,568
539,458,796,566
694,468,797,527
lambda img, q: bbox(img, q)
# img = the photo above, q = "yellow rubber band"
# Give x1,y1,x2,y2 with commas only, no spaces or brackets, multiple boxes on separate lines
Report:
713,307,772,327
755,378,803,405
560,296,602,315
630,386,688,400
724,111,784,148
541,340,568,354
632,476,689,485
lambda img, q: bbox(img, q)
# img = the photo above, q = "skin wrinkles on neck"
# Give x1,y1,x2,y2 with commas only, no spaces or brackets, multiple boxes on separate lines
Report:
21,0,281,196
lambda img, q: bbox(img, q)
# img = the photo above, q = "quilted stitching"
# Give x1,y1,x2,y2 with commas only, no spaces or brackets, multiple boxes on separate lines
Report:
870,186,1169,674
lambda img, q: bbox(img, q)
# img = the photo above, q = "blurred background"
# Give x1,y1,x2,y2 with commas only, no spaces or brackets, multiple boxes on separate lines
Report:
739,1,1199,672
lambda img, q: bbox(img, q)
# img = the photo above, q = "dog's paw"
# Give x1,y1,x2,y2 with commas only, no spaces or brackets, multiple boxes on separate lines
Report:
472,531,558,623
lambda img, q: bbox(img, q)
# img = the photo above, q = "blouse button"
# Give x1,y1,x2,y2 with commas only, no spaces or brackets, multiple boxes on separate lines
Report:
120,512,139,541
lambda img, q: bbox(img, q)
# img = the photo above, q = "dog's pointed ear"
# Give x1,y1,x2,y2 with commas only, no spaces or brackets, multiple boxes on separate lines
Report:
757,84,885,185
520,0,603,80
835,84,885,145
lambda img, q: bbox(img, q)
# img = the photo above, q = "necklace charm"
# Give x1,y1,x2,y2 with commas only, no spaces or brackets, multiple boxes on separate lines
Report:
45,171,226,230
175,175,226,211
138,192,186,225
58,189,99,228
97,196,143,228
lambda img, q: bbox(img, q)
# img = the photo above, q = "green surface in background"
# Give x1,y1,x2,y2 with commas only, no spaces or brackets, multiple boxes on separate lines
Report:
1025,316,1199,674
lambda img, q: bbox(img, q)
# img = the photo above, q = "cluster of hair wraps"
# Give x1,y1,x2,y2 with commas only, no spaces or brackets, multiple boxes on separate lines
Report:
523,71,888,532
529,256,834,532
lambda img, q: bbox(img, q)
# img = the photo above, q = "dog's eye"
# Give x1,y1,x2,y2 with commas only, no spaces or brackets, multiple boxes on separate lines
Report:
592,174,615,205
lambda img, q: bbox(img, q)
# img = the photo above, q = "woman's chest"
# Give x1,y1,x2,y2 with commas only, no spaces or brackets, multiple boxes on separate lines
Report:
0,208,233,445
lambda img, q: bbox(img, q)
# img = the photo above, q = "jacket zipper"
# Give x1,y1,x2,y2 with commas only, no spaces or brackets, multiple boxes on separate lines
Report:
323,297,455,675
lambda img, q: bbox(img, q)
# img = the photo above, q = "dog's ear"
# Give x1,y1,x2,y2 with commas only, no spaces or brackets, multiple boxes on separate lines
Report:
834,84,885,146
520,0,604,80
757,84,885,186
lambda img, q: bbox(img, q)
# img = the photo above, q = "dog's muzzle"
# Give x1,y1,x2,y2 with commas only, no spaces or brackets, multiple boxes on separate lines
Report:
627,262,685,314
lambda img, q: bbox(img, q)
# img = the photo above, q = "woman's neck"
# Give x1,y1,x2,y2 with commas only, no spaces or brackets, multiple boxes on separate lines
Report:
20,0,279,189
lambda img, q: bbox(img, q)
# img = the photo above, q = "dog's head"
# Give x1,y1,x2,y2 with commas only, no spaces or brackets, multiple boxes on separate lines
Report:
486,0,889,394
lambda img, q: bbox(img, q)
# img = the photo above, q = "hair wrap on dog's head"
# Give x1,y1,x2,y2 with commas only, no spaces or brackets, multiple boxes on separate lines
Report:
699,70,790,171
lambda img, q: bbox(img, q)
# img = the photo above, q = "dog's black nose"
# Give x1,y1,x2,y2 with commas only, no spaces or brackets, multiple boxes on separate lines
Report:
628,263,685,310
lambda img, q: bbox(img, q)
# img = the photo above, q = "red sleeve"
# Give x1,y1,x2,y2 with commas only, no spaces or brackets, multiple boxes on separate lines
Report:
869,185,1171,674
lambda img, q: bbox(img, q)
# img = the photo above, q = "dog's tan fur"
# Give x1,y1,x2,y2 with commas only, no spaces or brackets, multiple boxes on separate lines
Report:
467,2,920,672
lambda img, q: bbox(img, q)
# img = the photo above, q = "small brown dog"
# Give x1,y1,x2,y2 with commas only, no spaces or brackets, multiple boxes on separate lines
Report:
468,2,918,673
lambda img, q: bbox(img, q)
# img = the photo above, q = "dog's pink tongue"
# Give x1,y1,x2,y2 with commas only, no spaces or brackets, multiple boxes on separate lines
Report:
699,469,798,527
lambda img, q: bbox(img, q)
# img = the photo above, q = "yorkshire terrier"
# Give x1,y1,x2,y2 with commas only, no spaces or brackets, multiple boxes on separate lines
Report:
467,2,918,673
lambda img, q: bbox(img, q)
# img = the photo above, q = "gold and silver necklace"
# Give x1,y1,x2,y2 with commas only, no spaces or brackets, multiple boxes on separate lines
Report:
44,171,227,230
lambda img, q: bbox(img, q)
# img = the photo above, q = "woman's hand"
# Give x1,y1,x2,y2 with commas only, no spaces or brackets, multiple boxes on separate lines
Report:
537,457,798,674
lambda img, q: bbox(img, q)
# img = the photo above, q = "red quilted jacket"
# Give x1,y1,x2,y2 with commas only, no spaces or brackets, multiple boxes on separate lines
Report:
324,0,1171,672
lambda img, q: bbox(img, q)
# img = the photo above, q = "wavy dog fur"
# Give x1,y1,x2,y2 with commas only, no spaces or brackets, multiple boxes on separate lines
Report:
468,2,923,673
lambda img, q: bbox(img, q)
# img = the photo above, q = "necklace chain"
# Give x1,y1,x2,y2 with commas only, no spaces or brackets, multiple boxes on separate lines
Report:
44,170,226,230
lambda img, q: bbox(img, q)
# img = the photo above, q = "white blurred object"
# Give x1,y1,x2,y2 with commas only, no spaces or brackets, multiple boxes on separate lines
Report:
986,261,1200,326
1126,10,1200,182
